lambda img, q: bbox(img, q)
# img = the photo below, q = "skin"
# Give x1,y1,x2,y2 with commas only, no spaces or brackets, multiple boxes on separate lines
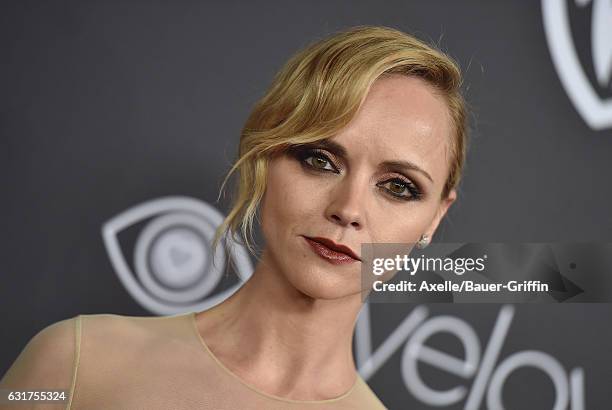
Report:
195,74,457,401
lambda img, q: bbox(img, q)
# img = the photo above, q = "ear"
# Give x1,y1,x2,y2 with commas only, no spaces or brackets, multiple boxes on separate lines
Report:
424,188,457,239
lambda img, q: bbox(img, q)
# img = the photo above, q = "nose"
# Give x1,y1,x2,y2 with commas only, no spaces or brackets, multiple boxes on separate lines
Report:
324,176,365,229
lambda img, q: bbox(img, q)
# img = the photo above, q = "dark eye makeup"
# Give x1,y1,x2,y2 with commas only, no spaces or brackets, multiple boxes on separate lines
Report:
376,177,423,202
286,144,424,202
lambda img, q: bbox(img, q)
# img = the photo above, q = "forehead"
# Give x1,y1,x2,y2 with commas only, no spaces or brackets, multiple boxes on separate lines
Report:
333,74,451,183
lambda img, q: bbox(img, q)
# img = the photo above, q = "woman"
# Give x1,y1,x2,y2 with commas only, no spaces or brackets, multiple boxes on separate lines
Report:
0,25,467,409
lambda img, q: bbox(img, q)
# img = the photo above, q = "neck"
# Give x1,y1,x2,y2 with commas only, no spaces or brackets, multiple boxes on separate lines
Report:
194,248,364,400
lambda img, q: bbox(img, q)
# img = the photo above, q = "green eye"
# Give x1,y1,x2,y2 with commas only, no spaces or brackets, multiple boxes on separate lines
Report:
377,178,421,201
388,181,407,195
311,157,329,169
290,146,340,173
305,155,336,171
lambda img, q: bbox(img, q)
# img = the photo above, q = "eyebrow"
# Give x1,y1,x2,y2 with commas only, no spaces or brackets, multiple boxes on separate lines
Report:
314,139,434,184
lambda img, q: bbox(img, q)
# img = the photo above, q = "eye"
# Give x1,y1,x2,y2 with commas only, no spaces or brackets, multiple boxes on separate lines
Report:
101,197,254,314
289,146,340,173
304,153,337,172
377,178,422,201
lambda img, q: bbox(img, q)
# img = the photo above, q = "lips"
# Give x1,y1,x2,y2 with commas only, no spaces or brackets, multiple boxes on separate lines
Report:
303,236,361,263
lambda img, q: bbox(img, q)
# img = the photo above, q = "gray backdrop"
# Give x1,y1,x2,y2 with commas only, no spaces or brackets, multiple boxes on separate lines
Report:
2,1,611,409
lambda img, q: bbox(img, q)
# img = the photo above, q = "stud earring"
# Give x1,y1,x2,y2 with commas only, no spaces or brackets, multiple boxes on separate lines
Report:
416,234,430,249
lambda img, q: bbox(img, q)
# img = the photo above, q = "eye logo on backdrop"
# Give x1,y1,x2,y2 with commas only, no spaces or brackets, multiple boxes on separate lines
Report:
101,196,253,315
542,0,612,130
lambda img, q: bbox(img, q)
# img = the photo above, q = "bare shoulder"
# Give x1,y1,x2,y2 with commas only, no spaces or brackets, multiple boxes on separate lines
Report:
0,316,78,409
74,312,192,373
0,313,190,409
0,313,159,388
77,312,188,346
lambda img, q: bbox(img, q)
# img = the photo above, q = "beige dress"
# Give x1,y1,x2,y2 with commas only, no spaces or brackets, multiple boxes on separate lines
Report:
1,312,388,409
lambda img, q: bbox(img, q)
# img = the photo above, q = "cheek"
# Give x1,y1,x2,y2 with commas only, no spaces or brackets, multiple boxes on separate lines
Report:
260,160,322,240
368,202,438,244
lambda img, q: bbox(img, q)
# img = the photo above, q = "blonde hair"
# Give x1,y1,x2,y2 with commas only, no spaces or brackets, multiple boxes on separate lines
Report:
212,25,468,258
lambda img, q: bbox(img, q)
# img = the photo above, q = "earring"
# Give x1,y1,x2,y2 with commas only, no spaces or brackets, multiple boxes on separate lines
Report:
416,234,430,249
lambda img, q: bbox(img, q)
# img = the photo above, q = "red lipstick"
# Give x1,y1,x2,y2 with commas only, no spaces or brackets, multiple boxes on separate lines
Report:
303,236,361,264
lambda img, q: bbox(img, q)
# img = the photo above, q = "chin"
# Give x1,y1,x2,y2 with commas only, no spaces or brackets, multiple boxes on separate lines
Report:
286,267,363,300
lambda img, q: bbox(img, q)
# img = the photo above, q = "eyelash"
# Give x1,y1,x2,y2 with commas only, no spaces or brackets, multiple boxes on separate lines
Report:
290,147,424,202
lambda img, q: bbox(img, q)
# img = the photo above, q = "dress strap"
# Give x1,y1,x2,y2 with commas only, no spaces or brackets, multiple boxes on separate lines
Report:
65,315,82,410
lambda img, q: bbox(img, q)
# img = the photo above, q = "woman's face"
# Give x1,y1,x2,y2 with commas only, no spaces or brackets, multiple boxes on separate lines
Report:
259,74,457,299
